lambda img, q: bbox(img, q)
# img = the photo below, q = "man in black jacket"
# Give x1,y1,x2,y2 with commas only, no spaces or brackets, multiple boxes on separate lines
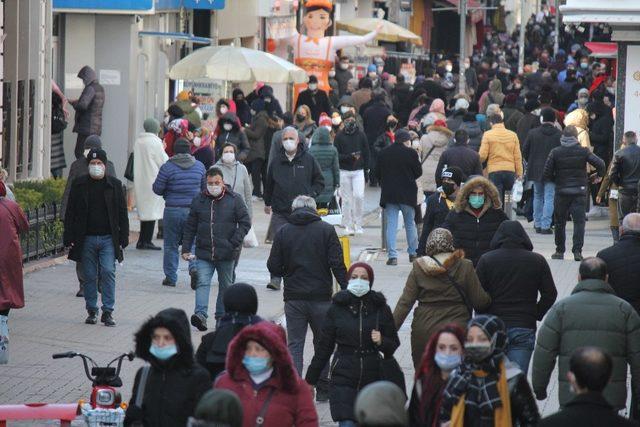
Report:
362,91,392,186
544,125,605,261
182,167,251,331
63,149,129,326
523,108,562,234
435,130,483,186
376,129,422,265
295,75,331,123
392,74,412,126
267,195,347,401
476,221,557,373
611,131,640,220
538,347,636,427
264,127,324,290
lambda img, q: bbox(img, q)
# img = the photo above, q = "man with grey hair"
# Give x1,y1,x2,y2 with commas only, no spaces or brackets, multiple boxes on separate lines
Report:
611,131,640,220
264,127,324,290
267,194,347,402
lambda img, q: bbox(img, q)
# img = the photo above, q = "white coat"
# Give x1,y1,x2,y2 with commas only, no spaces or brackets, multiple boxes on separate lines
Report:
133,132,168,221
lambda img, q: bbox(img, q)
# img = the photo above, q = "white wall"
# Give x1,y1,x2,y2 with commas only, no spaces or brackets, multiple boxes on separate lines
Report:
217,0,260,41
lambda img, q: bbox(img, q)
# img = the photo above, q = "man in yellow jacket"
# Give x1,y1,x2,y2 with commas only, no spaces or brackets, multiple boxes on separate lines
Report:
479,113,523,204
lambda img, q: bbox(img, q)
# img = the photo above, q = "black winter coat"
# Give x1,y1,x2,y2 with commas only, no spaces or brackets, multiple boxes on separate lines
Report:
516,113,540,147
264,145,324,214
376,142,422,207
334,128,370,171
305,290,400,422
417,192,455,256
537,392,638,427
435,143,483,186
295,89,332,123
392,83,413,124
72,66,104,136
476,221,557,329
543,140,605,196
124,308,211,427
522,123,562,182
267,207,347,301
215,114,250,162
362,101,392,147
597,233,640,314
459,118,483,152
182,188,251,262
446,110,466,132
611,144,640,194
589,112,614,165
63,175,129,263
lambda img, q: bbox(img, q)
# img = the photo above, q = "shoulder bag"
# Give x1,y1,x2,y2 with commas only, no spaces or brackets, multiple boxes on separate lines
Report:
430,256,473,316
129,365,151,427
124,152,134,182
375,311,406,394
420,145,436,165
255,388,276,426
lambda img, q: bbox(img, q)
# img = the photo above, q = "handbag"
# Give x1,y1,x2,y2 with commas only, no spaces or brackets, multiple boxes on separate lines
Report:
430,256,473,316
375,312,406,394
124,152,134,181
51,92,67,134
255,388,275,426
0,315,8,364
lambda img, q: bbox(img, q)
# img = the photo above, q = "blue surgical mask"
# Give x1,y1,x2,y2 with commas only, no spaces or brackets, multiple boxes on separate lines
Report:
469,194,485,209
149,344,178,361
434,352,462,372
347,278,370,297
242,355,271,375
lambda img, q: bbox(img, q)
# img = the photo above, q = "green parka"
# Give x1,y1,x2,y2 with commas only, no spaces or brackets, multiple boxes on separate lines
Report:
308,127,339,205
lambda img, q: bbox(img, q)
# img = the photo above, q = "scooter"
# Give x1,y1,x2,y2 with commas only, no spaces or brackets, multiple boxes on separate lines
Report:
52,351,135,426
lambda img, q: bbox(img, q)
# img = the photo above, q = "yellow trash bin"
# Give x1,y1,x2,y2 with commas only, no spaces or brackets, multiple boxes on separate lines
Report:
334,235,351,294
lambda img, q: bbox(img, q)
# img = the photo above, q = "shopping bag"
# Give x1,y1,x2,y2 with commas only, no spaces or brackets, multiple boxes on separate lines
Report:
243,226,259,248
0,315,8,365
320,193,342,226
512,179,524,203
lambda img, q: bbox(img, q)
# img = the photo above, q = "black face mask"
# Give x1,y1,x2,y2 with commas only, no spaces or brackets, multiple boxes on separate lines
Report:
296,114,306,122
344,121,357,134
442,182,456,196
387,121,398,130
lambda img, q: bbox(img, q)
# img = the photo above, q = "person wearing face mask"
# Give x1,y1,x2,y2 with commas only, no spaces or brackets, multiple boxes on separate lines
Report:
369,113,396,187
213,143,252,221
182,167,251,332
463,57,479,98
306,262,400,426
393,228,490,369
232,88,252,126
214,112,250,162
417,167,467,257
335,56,353,98
330,111,343,133
215,321,318,427
441,176,508,266
293,104,318,144
174,90,202,128
244,101,270,199
567,88,591,114
60,135,117,298
440,315,539,427
64,148,129,326
124,308,211,427
408,324,466,427
192,127,214,170
295,75,332,123
308,127,340,209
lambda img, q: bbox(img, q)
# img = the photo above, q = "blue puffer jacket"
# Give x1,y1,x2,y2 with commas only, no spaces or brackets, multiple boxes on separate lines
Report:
153,155,206,208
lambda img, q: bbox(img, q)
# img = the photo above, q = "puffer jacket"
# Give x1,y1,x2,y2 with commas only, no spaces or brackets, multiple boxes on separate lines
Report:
419,125,453,193
152,155,206,207
597,233,640,314
393,249,491,368
564,109,592,149
522,123,562,182
459,115,483,152
532,279,640,410
442,176,508,266
181,187,251,262
124,308,211,427
72,66,104,136
244,110,269,163
308,128,340,204
215,112,250,161
306,290,400,422
610,144,640,194
479,123,523,175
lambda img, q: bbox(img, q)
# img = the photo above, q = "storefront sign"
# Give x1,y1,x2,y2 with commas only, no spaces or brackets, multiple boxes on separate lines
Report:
99,69,121,86
54,0,154,11
178,79,225,116
266,15,297,40
624,45,640,134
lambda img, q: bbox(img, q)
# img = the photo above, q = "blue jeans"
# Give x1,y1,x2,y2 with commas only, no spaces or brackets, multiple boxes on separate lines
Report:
506,327,536,374
384,203,418,259
532,181,555,229
82,235,116,313
338,421,357,427
163,207,195,284
194,258,235,319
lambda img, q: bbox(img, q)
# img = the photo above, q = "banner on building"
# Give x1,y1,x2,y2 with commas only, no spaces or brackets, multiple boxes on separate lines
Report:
177,79,225,116
625,45,640,135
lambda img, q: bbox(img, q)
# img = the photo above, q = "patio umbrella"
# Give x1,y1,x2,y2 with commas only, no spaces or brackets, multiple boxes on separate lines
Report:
169,45,309,84
336,18,422,46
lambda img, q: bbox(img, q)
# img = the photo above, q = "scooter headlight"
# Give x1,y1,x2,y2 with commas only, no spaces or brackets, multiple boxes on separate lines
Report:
96,389,115,406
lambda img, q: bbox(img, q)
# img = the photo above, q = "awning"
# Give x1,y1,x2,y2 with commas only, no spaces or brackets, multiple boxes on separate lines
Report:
138,31,212,45
437,0,484,23
585,42,617,59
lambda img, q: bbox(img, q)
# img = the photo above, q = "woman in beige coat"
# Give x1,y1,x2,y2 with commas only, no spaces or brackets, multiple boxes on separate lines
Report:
393,228,491,369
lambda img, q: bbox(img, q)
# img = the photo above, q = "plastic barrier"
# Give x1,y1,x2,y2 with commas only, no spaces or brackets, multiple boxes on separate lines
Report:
0,403,79,426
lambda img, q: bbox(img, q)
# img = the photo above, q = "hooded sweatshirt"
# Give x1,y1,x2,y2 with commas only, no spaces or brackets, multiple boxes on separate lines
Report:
476,221,557,329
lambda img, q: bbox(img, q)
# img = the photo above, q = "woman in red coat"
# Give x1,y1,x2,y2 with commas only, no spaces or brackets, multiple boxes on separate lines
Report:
0,181,29,316
214,321,318,427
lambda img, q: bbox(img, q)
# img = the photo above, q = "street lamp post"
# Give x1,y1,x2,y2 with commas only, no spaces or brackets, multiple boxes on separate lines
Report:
518,0,526,74
459,0,467,94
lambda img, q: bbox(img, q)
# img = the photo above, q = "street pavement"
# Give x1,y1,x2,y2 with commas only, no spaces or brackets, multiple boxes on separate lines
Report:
0,188,620,425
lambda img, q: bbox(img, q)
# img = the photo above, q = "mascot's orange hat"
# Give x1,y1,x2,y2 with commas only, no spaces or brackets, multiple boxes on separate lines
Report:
305,0,333,11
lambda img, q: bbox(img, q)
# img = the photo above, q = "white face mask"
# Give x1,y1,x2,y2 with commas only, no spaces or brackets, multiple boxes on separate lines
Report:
464,62,471,69
340,106,351,114
329,70,336,78
377,66,384,74
223,123,233,131
283,138,297,153
308,83,318,91
411,139,420,149
445,64,453,72
207,185,223,197
347,278,370,297
83,149,91,158
324,125,332,132
340,63,349,70
368,72,377,79
220,106,228,115
222,152,235,164
193,136,202,148
89,164,105,179
332,117,342,126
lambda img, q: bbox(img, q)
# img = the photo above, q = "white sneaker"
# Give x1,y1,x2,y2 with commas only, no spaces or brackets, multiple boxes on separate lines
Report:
344,227,355,235
354,226,364,235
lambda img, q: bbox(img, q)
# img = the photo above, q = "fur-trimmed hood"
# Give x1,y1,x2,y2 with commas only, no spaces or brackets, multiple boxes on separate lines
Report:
415,249,465,276
426,125,454,138
134,308,194,369
225,322,300,394
454,175,502,214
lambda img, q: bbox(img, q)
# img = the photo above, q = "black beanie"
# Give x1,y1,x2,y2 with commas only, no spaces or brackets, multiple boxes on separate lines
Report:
394,129,411,144
87,148,107,164
194,389,243,427
441,166,466,186
223,283,258,315
174,138,191,154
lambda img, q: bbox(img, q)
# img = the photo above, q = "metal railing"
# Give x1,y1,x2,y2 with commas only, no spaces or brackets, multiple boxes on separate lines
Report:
21,202,65,262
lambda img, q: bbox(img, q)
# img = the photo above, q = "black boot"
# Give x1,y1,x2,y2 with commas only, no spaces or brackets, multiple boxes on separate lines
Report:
85,310,98,325
101,311,116,327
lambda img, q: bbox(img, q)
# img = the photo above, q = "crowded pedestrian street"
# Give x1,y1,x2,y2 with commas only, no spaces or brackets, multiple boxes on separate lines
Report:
3,0,640,426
